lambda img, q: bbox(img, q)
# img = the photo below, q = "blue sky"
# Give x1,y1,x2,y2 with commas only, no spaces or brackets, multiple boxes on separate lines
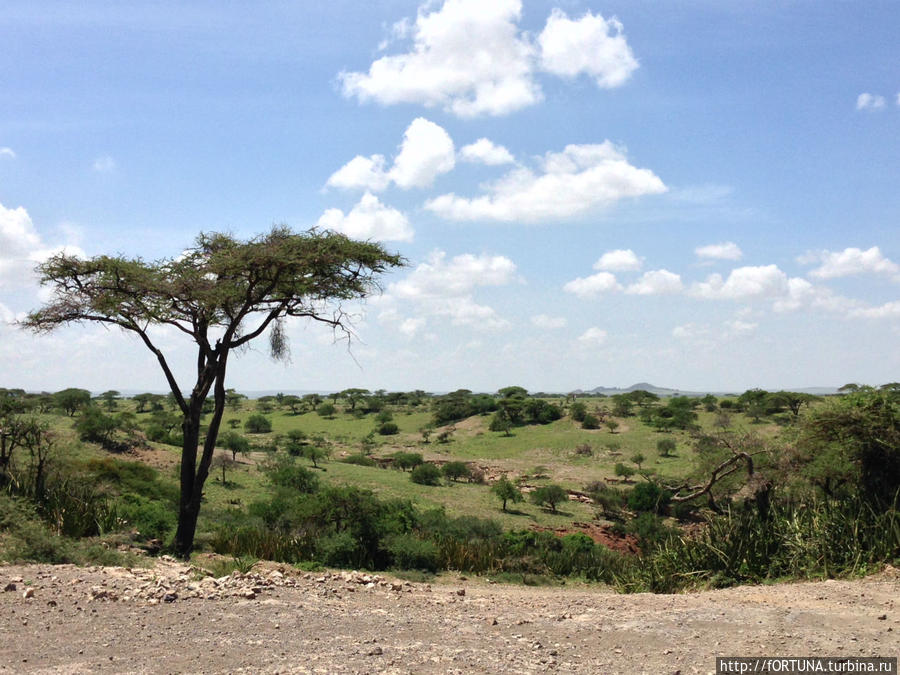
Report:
1,0,898,394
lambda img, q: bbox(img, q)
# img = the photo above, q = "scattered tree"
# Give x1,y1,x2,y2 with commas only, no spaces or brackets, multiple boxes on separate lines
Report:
491,475,524,512
529,484,568,513
410,462,442,486
244,413,272,434
23,226,402,557
442,461,471,482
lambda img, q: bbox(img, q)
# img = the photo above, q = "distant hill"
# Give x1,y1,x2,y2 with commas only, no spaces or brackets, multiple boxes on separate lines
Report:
578,383,840,398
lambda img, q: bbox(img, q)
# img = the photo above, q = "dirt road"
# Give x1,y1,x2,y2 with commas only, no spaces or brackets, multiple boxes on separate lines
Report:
1,560,897,674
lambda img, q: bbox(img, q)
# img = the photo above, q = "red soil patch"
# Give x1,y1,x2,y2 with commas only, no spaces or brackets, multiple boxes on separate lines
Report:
531,521,641,555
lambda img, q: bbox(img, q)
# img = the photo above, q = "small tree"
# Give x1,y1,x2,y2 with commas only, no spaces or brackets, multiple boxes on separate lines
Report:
614,462,636,482
75,406,119,445
284,429,308,456
219,431,250,461
302,435,331,468
491,475,523,512
377,421,399,435
244,413,272,434
211,453,236,485
530,484,568,513
657,438,676,458
630,452,646,470
410,462,442,486
489,410,513,436
392,451,423,471
605,419,620,434
442,461,471,482
54,388,91,417
570,401,587,422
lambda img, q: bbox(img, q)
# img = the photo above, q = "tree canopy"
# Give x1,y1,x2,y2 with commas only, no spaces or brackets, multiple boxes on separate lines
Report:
23,226,403,556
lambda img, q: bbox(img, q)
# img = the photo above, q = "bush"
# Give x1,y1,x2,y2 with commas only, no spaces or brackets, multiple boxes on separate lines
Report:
316,403,336,418
581,414,600,430
244,414,272,434
259,455,319,493
657,438,677,458
377,422,399,436
384,533,438,572
627,482,672,514
410,463,442,486
341,454,377,467
118,494,175,539
570,401,587,422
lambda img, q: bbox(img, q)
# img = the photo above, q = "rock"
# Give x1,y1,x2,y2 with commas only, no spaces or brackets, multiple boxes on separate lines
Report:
3,582,16,592
456,589,466,597
23,588,35,599
163,593,178,603
241,589,257,600
367,646,383,656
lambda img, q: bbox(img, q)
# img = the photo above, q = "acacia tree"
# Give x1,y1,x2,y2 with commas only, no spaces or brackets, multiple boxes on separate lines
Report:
23,226,402,557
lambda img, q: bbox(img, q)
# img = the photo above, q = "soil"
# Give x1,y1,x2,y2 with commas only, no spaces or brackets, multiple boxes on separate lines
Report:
1,560,897,674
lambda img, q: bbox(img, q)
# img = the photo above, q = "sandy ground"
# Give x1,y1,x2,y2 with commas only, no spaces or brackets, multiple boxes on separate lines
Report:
1,560,897,674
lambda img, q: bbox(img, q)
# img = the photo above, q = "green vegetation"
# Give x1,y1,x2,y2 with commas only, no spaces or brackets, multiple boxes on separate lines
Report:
1,384,897,594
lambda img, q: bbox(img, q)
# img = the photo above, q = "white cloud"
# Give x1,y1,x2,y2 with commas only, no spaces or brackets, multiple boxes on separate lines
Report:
92,155,116,172
563,271,621,299
531,314,567,329
625,269,683,295
426,141,666,222
325,118,454,192
325,155,390,192
398,317,427,336
316,192,414,242
0,201,85,290
388,117,455,189
339,0,638,118
594,248,641,271
850,301,900,320
538,9,638,88
856,92,886,111
691,265,790,301
695,241,742,261
459,138,515,166
381,250,517,332
339,0,540,118
804,246,900,281
577,326,607,345
724,319,758,337
0,147,15,159
672,323,709,340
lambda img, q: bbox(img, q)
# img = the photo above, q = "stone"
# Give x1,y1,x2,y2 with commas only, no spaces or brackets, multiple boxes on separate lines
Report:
23,588,35,599
3,582,16,592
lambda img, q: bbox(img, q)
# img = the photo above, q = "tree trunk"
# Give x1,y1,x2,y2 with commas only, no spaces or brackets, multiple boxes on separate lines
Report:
174,411,202,558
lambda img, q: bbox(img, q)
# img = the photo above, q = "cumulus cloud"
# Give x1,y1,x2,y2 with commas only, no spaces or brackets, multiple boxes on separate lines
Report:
339,0,540,118
690,265,790,301
92,155,116,172
531,314,567,329
577,326,607,345
594,248,641,271
326,118,454,192
459,138,515,165
325,155,390,192
695,241,742,261
316,192,414,242
724,319,758,336
0,201,84,290
802,246,900,281
850,301,900,319
537,9,638,88
381,250,517,332
856,93,886,111
425,141,666,222
672,323,709,340
563,271,620,299
339,0,637,118
389,118,455,188
0,147,15,159
625,269,683,295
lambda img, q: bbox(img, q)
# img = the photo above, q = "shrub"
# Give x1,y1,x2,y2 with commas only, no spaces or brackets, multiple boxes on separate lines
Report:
259,455,319,493
316,402,336,418
581,414,600,430
614,462,636,481
118,494,175,539
570,401,587,422
410,463,442,486
244,414,272,434
384,533,438,572
490,476,523,512
573,443,593,457
341,454,377,467
627,482,671,514
377,422,399,436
